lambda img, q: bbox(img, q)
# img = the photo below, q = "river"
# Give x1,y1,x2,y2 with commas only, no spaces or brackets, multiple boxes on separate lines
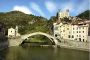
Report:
0,46,89,60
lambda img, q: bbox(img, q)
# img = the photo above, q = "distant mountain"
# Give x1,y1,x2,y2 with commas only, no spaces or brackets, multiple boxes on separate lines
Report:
77,10,90,20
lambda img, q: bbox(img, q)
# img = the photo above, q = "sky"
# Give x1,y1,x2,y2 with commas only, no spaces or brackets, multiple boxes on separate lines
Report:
0,0,89,19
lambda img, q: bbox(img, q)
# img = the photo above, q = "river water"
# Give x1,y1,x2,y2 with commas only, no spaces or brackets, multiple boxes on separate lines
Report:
0,46,89,60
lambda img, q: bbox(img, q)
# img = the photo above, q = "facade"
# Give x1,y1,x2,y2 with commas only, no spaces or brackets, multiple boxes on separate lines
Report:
54,22,89,42
8,26,20,38
53,10,89,42
8,27,16,37
58,9,69,19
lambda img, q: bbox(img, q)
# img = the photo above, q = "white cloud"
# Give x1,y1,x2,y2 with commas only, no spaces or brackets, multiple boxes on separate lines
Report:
45,1,57,13
13,5,32,14
30,2,45,17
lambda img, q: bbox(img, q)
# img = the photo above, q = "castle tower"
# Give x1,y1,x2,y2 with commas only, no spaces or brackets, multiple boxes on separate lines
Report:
58,9,69,19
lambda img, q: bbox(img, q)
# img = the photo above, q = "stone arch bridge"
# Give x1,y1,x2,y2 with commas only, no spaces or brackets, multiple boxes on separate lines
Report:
8,32,59,46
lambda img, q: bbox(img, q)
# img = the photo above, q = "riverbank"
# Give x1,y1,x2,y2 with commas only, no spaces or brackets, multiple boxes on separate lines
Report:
21,43,89,52
57,39,90,52
57,45,89,52
36,45,89,52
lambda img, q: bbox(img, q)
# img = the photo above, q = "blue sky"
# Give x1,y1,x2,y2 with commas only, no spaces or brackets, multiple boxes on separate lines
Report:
0,0,89,19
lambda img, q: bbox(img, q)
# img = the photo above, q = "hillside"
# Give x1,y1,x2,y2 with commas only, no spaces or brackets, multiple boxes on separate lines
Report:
77,10,90,20
0,11,53,35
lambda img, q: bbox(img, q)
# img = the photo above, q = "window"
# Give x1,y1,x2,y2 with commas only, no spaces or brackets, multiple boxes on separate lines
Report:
11,31,12,32
83,27,84,29
79,31,81,33
83,39,84,42
67,28,69,30
72,35,74,38
77,31,78,33
77,35,78,37
55,34,57,37
79,38,81,42
83,31,84,33
73,28,74,30
68,35,70,38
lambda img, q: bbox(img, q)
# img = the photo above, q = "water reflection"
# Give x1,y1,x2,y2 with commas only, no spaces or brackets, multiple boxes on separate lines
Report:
0,47,89,60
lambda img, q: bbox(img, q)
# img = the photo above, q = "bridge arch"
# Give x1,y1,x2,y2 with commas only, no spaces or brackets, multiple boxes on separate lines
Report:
21,32,58,45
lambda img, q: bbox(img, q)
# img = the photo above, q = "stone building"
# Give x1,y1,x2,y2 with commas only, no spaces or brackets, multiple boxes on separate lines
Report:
8,26,20,38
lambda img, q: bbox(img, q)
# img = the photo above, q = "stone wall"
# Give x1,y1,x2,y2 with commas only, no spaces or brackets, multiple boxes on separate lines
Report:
58,38,89,51
8,37,22,46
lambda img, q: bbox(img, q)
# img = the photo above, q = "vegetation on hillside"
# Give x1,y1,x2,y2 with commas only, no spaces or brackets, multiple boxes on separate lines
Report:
0,11,55,43
0,10,89,42
77,10,90,20
0,11,52,35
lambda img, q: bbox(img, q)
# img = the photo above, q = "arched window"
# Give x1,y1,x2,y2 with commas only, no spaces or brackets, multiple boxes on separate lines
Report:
55,34,57,37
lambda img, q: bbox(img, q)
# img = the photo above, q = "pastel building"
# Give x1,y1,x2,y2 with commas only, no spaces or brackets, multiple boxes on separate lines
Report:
53,9,89,42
